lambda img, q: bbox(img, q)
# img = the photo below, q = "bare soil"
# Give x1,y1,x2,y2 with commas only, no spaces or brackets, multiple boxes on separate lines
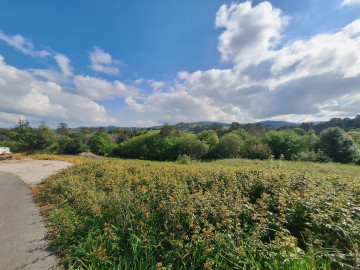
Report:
0,158,72,185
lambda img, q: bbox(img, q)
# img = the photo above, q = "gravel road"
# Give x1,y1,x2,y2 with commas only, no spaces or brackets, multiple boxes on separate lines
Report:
0,158,72,185
0,158,73,270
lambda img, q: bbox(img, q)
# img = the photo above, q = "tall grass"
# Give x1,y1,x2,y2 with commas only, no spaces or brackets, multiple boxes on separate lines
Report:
37,158,360,269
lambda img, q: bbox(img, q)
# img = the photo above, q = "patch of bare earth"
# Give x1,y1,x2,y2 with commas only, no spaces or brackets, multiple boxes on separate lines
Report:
0,158,72,185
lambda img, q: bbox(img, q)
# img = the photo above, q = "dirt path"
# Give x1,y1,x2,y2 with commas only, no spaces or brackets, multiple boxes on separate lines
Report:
0,158,72,185
0,159,73,270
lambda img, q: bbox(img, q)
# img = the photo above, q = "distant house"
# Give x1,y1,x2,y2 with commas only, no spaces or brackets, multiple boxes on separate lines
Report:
0,147,11,155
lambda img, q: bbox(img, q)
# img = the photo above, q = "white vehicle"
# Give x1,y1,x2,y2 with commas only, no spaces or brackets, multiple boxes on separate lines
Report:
0,147,11,155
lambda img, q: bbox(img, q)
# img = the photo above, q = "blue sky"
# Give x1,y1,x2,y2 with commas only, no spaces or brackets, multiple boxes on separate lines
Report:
0,0,360,127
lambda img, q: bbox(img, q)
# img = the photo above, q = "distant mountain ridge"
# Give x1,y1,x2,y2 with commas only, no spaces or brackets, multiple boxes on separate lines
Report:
77,120,300,131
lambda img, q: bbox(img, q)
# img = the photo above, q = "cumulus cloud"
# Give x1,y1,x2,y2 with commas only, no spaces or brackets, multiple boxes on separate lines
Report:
0,31,50,58
0,55,113,126
1,2,360,127
215,1,288,68
88,47,122,76
342,0,360,6
0,112,26,127
74,75,132,101
126,2,360,124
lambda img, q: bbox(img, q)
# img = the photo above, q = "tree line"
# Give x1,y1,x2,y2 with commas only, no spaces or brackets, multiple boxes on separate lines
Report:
0,119,359,164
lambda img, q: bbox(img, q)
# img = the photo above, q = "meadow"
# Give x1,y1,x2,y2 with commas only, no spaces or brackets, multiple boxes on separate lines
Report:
36,157,360,269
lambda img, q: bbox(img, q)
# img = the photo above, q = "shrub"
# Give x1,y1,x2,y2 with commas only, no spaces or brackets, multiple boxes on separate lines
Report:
176,135,209,160
88,132,113,156
58,134,88,155
159,124,181,138
242,137,272,160
208,133,244,158
176,154,192,164
197,130,219,148
319,127,360,163
263,130,306,160
9,119,56,153
115,133,180,161
291,150,331,163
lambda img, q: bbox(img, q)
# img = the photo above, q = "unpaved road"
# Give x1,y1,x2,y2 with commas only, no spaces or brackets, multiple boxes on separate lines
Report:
0,158,72,185
0,159,72,270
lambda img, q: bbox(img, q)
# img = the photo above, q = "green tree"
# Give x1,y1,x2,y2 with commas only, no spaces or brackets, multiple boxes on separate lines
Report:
57,122,69,135
246,123,266,136
58,132,87,155
263,130,306,160
242,137,272,160
88,132,113,156
230,129,249,141
228,122,242,132
197,130,219,148
114,132,181,161
98,126,107,133
159,124,181,138
9,119,57,153
210,122,222,132
319,127,359,163
32,121,56,153
79,127,92,134
9,119,33,152
208,133,244,158
177,136,209,160
0,128,10,141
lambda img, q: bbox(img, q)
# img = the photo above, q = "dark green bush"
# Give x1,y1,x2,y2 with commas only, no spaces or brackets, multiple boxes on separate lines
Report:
242,137,272,160
88,132,113,156
176,135,209,160
58,134,88,155
197,130,219,148
208,133,244,158
318,127,359,163
263,130,307,160
115,133,180,161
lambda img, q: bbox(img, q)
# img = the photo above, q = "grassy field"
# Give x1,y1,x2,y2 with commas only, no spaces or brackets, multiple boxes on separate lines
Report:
36,157,360,269
348,131,360,149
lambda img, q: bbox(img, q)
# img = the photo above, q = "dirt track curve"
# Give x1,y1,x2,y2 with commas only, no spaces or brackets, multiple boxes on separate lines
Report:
0,159,72,270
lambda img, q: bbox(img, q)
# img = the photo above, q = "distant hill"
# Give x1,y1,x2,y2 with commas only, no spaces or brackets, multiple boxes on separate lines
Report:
299,115,360,134
75,120,300,133
75,116,360,134
255,121,299,128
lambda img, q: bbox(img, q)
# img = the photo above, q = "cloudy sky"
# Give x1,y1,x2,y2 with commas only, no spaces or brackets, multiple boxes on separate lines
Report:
0,0,360,128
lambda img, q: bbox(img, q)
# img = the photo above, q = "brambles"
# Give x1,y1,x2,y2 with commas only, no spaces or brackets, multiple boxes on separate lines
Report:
38,159,360,269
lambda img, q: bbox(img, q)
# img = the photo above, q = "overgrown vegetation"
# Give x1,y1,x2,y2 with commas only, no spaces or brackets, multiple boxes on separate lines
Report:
37,158,360,269
1,116,360,164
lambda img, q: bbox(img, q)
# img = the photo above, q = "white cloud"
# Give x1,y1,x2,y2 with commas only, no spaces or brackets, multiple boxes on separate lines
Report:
31,54,74,83
74,75,130,100
88,47,122,76
135,78,144,85
0,30,75,83
89,64,120,76
126,2,360,124
0,112,26,127
215,1,288,69
342,0,360,6
0,31,50,58
1,2,360,127
0,55,113,127
148,80,165,91
54,54,73,77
